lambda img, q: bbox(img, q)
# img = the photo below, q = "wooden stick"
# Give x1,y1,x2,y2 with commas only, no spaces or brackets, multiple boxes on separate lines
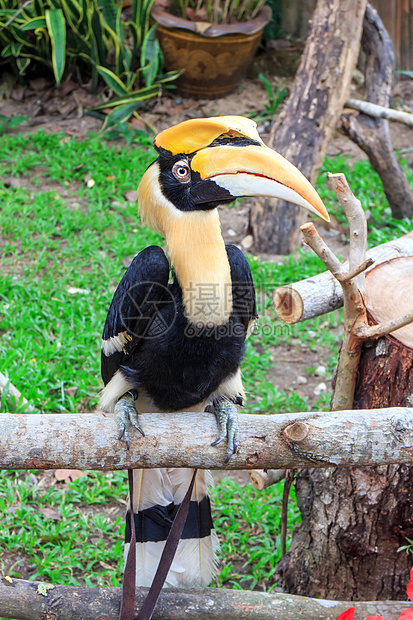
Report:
0,576,411,620
272,233,413,324
1,408,413,471
0,372,35,413
248,469,286,490
301,222,345,276
355,308,413,340
337,258,374,283
346,96,413,127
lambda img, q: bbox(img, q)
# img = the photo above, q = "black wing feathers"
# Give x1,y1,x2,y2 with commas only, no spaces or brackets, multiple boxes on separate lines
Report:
226,244,258,331
101,246,170,385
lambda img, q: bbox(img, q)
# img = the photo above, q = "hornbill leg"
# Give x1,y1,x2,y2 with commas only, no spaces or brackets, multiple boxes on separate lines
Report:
211,400,239,463
115,391,145,449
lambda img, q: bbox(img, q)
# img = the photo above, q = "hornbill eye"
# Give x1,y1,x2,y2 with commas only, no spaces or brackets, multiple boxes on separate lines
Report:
172,160,191,183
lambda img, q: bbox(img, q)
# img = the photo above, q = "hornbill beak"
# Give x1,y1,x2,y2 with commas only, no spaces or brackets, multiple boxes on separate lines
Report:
154,116,329,222
190,143,329,221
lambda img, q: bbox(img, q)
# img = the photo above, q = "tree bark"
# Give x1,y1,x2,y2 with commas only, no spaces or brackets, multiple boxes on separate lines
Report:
250,0,367,254
277,258,413,600
339,4,413,219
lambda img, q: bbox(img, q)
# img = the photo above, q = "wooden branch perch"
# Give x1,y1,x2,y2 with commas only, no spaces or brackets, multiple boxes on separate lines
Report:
273,233,413,324
1,577,412,620
2,408,413,471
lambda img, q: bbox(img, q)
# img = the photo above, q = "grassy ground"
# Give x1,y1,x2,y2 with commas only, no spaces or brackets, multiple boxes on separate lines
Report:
0,127,411,615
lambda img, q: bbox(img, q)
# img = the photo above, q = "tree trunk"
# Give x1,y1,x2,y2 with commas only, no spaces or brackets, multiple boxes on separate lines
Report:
339,4,413,219
250,0,367,254
277,257,413,600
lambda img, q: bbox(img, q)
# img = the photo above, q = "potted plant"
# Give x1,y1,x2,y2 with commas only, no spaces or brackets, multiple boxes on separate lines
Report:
151,0,272,97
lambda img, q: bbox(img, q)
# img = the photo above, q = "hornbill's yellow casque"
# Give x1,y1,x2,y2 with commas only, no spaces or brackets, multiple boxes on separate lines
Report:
99,116,328,588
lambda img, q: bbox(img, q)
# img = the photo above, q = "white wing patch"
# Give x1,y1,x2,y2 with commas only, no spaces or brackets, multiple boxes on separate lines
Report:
101,331,131,356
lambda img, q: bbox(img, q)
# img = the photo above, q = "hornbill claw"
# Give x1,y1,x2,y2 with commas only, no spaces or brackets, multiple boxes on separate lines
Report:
115,392,144,449
211,400,239,463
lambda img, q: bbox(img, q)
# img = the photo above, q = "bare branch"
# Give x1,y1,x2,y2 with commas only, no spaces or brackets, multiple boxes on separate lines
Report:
300,222,345,275
1,409,413,471
328,172,367,292
1,576,411,620
355,308,413,340
301,200,366,411
346,97,413,127
337,258,375,283
272,233,413,324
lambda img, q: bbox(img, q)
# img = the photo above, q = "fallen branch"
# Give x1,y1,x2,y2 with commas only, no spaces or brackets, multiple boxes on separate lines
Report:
0,372,35,413
0,577,411,620
346,97,413,127
248,469,286,490
1,408,413,470
272,232,413,324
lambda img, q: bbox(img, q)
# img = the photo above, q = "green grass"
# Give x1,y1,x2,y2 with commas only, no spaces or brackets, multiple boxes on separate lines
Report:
0,128,409,608
0,470,126,587
213,478,298,591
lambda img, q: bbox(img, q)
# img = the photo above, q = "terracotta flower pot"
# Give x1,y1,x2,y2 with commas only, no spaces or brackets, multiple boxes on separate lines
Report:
151,2,272,98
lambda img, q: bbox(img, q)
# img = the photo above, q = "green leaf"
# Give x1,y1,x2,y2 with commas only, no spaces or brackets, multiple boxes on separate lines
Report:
90,4,105,65
99,0,117,33
140,23,159,87
60,0,82,32
101,100,143,131
156,69,181,84
45,8,66,83
96,65,128,96
7,22,34,47
21,17,47,30
9,41,24,57
90,84,160,109
33,0,44,17
1,44,13,58
395,70,413,79
16,56,31,74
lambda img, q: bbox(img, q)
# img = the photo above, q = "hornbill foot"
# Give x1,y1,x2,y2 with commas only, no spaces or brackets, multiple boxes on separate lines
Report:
114,391,144,449
211,400,239,463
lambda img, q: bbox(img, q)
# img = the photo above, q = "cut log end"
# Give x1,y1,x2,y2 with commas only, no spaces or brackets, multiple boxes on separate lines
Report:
248,469,286,490
365,256,413,348
272,287,304,324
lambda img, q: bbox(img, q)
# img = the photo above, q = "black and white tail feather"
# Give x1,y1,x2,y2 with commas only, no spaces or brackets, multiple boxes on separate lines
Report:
124,468,219,587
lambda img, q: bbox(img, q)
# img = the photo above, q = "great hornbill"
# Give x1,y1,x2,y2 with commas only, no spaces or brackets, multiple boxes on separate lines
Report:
99,116,328,588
